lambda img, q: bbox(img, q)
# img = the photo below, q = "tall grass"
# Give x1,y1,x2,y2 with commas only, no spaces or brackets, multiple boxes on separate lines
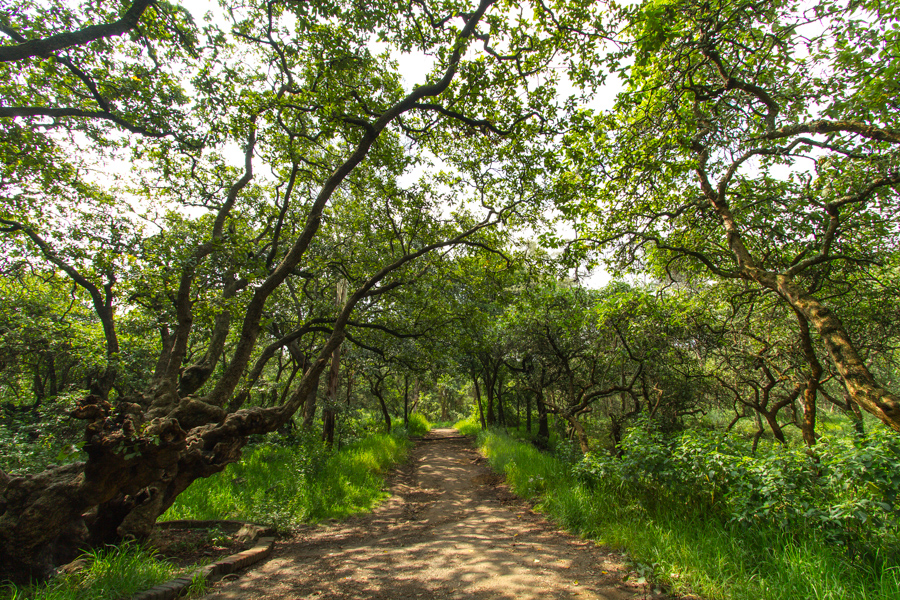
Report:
453,415,481,436
476,429,900,600
163,432,409,528
401,413,431,437
1,544,200,600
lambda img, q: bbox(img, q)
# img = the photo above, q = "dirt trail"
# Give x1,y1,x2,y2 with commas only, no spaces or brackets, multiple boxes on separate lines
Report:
202,429,666,600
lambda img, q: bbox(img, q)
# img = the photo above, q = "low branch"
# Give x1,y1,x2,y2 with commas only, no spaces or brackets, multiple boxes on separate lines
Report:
760,120,900,145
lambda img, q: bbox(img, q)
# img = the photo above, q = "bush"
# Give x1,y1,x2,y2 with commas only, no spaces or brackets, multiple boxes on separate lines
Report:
574,424,900,561
453,415,481,435
398,413,431,437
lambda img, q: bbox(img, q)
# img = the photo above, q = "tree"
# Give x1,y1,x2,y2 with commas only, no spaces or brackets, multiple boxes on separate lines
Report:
561,0,900,430
0,0,572,581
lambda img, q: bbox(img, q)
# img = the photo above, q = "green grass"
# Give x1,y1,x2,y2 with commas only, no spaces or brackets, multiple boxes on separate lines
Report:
163,432,409,528
404,413,432,437
0,543,202,600
476,429,900,600
453,414,482,435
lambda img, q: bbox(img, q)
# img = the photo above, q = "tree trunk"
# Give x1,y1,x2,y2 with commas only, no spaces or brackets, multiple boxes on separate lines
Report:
525,391,531,433
485,371,495,426
440,388,449,421
322,347,341,447
403,375,409,427
378,396,392,433
345,369,353,408
795,309,822,446
473,377,486,429
496,371,506,426
564,414,590,453
762,410,787,445
771,274,900,430
301,377,318,429
535,388,549,448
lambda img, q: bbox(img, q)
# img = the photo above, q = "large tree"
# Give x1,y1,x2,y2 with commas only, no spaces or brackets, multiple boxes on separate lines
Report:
561,0,900,430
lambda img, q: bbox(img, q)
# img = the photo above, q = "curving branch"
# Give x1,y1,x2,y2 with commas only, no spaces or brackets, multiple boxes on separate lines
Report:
0,106,172,137
760,120,900,145
0,0,155,63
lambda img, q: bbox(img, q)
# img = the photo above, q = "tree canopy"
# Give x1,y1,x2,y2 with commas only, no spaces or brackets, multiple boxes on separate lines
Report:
0,0,897,585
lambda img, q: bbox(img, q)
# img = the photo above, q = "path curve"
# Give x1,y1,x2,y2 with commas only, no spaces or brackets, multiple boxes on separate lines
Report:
201,428,667,600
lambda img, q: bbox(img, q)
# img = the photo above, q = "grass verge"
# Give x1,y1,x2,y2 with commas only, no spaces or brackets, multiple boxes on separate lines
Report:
453,415,481,436
163,432,409,528
0,543,203,600
476,429,900,600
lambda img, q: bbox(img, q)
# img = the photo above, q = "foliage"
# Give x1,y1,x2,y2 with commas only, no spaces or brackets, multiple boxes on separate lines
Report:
163,430,409,529
478,429,900,600
0,543,199,600
0,394,85,474
575,422,900,559
454,415,482,436
400,413,432,438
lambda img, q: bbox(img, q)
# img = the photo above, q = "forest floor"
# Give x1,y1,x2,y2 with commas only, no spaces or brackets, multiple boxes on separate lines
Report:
199,428,674,600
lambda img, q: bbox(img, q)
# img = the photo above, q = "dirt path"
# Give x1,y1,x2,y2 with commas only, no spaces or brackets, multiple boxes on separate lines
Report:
202,429,667,600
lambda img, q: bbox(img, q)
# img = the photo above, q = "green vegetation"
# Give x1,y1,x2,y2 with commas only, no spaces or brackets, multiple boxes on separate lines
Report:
477,427,900,600
163,431,411,529
453,415,482,436
399,413,432,438
0,544,202,600
3,0,900,589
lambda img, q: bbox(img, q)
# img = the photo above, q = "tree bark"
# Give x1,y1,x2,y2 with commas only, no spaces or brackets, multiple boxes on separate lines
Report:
0,0,154,63
795,309,822,446
695,146,900,431
473,377,486,429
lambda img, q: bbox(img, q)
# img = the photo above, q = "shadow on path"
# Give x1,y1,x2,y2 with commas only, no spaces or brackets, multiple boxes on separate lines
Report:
201,428,668,600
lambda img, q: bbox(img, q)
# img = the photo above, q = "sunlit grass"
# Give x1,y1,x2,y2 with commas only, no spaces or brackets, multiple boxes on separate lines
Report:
0,543,202,600
477,429,900,600
163,432,409,528
404,413,431,437
453,415,481,436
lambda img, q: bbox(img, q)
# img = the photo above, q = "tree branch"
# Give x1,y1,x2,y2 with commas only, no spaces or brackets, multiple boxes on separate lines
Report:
0,0,155,63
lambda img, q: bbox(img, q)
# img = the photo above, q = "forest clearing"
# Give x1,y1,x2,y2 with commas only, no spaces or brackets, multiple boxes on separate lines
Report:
1,0,899,598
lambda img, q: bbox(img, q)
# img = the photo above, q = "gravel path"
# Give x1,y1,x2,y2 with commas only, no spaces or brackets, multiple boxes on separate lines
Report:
200,428,668,600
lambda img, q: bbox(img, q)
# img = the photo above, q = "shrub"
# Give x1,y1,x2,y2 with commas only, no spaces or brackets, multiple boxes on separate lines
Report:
574,423,900,559
403,413,431,437
453,415,481,435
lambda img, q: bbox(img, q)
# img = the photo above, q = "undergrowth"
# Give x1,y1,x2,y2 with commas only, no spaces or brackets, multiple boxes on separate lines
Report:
0,543,202,600
163,430,410,529
477,426,900,600
453,414,481,436
394,412,431,438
